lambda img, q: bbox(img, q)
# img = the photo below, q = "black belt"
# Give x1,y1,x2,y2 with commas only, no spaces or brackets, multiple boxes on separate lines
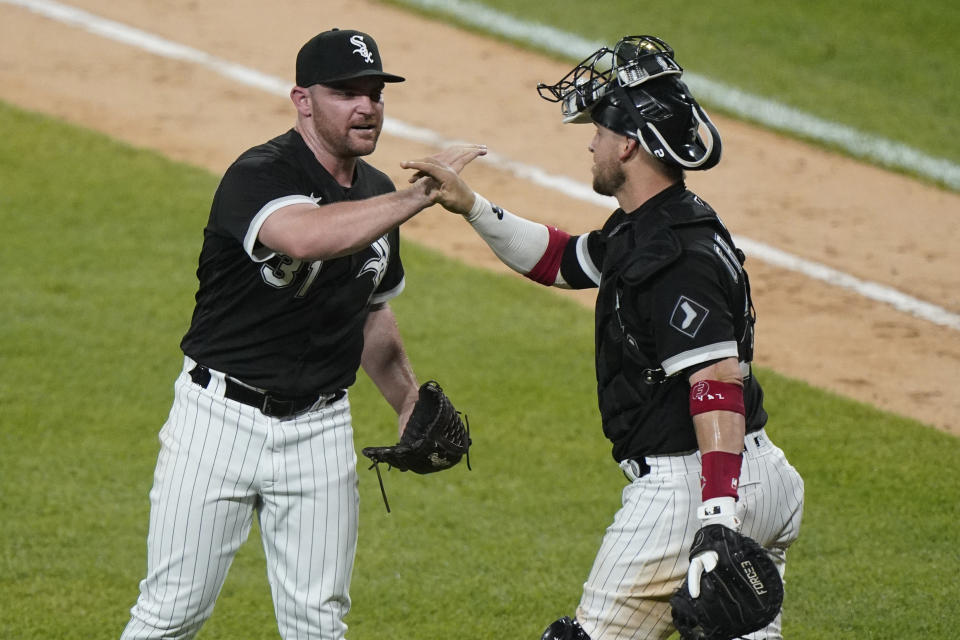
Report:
189,364,344,419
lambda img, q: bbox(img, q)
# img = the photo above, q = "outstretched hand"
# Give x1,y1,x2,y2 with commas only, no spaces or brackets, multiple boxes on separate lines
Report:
402,144,486,215
416,144,487,176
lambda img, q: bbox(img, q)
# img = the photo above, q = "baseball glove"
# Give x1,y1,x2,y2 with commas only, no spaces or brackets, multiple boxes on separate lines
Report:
670,524,783,640
361,380,470,475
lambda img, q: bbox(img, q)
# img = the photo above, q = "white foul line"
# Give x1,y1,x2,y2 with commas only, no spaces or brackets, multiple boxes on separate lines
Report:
5,0,959,332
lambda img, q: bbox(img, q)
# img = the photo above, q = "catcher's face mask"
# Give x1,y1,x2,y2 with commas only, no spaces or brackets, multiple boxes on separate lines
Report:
536,46,617,124
538,35,722,171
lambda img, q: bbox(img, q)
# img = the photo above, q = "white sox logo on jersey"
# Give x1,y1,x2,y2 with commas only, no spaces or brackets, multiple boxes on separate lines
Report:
350,35,374,63
670,295,709,338
358,236,389,288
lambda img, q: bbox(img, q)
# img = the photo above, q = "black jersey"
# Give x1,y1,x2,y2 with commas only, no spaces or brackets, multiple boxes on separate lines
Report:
180,129,405,395
558,183,767,461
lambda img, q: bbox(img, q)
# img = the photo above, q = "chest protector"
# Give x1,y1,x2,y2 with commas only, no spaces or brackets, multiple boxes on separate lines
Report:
594,195,760,461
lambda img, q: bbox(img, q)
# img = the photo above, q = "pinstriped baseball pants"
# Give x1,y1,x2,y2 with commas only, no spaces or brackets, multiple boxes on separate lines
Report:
576,430,804,640
120,358,359,640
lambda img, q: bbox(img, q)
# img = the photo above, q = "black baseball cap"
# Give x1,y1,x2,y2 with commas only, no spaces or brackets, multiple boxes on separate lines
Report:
296,29,405,86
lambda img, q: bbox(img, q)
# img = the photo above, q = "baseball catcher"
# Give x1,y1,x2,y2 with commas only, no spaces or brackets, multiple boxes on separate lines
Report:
402,32,804,640
669,524,784,640
362,381,470,510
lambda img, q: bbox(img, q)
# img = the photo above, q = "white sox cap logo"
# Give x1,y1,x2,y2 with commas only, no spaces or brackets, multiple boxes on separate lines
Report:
350,34,374,64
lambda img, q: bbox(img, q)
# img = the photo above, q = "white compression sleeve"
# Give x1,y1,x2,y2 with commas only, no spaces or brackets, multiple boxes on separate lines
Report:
465,193,554,275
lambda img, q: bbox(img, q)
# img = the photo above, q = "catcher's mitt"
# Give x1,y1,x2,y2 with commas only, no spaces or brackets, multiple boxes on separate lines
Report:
362,380,470,475
670,524,783,640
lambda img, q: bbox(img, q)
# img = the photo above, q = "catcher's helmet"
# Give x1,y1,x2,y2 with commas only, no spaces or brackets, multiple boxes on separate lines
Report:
538,36,721,170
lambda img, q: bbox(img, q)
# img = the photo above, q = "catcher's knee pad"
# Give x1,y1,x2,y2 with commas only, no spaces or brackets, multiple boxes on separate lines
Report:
541,616,591,640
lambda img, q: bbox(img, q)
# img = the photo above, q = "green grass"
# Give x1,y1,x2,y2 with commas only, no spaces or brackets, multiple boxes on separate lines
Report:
385,0,960,185
2,101,958,639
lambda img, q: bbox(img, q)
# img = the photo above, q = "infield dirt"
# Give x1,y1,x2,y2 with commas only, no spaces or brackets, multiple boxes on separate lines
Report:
2,0,958,433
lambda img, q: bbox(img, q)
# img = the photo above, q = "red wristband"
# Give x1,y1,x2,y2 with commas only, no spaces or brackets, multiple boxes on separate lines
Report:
689,380,745,416
701,450,742,501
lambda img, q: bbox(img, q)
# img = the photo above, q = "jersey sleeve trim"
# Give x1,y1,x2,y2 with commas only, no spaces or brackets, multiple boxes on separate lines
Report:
661,340,739,376
369,276,406,305
576,234,602,285
243,194,319,262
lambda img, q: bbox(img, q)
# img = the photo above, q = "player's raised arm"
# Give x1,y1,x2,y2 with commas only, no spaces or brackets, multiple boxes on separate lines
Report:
259,141,487,262
257,182,435,261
